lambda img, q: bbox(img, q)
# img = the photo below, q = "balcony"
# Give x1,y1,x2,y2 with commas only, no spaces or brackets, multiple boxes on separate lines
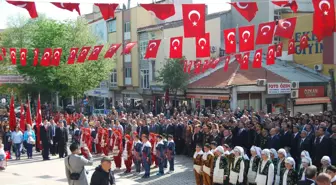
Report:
125,77,132,85
125,54,131,63
124,32,131,40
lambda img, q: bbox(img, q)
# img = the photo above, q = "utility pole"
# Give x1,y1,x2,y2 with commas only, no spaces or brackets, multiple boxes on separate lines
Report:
329,69,336,113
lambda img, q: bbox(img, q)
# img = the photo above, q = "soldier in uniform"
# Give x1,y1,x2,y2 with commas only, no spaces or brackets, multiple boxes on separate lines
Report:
229,146,245,185
255,149,274,185
202,143,214,185
167,134,175,173
193,144,204,185
247,146,261,185
213,146,229,185
155,135,165,176
141,134,152,178
132,134,142,174
282,157,298,185
123,134,133,173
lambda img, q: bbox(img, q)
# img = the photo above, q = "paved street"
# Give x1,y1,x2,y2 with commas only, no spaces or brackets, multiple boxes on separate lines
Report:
1,151,195,185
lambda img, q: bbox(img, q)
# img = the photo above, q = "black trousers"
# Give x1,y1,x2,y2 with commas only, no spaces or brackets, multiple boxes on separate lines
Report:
51,137,58,155
58,142,67,158
42,142,50,160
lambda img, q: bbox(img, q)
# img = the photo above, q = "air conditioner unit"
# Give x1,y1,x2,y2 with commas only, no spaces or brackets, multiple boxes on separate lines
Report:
257,79,267,86
291,81,299,89
314,64,323,72
291,90,299,99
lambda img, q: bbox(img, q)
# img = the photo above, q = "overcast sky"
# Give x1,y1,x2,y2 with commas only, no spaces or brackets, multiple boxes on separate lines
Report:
0,0,230,29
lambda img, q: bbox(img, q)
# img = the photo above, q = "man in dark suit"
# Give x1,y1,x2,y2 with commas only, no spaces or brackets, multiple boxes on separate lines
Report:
291,125,301,168
50,120,58,156
221,129,233,148
280,124,292,149
313,127,330,168
330,125,336,165
55,120,68,158
165,119,175,136
298,130,312,155
298,165,317,185
137,120,149,136
233,121,248,149
40,120,52,160
174,120,184,155
149,119,159,134
192,124,203,149
267,128,280,150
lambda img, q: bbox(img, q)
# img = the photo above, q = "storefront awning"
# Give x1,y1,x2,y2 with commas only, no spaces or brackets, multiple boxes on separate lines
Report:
186,94,230,100
295,97,330,105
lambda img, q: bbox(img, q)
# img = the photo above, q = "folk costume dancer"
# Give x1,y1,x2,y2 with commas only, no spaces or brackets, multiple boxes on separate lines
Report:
141,135,152,178
247,146,261,185
202,143,214,185
167,134,175,173
112,130,123,169
275,148,287,185
282,157,298,185
155,135,165,176
213,146,229,185
229,146,245,185
133,134,143,174
95,127,103,154
298,157,311,180
270,148,279,181
162,134,168,168
255,149,274,185
320,156,332,174
193,144,204,185
123,134,133,173
102,129,109,156
149,133,158,167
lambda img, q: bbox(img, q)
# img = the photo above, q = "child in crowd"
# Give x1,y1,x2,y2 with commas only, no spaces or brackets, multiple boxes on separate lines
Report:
167,135,175,173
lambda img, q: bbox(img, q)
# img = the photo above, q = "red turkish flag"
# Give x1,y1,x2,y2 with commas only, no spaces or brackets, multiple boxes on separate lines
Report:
235,53,242,63
202,59,211,72
40,48,52,67
88,45,104,61
6,1,38,18
121,42,137,55
0,54,3,61
1,48,6,57
33,49,39,66
288,38,295,55
51,3,80,15
104,44,121,58
276,42,283,57
256,21,276,45
67,48,79,64
20,48,27,66
223,56,230,72
211,57,221,69
183,60,192,73
9,48,17,65
169,36,183,59
140,4,175,20
240,52,250,70
312,0,335,41
224,28,236,54
275,17,297,39
299,34,309,50
253,48,263,68
267,45,276,65
239,25,255,52
182,4,205,38
94,3,119,20
144,40,161,59
196,32,210,58
272,0,298,13
51,48,62,66
77,46,91,63
229,2,258,22
194,60,202,74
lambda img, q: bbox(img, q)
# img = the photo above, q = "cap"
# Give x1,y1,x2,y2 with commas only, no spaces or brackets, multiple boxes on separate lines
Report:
101,156,113,163
156,135,163,139
210,141,217,146
125,134,131,140
204,143,211,148
168,134,173,139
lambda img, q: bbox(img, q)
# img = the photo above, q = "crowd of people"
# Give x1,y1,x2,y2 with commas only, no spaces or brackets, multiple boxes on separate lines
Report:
0,106,336,185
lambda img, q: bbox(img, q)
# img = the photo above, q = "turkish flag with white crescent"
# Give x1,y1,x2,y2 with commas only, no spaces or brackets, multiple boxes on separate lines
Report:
121,42,137,55
144,39,161,59
240,52,250,70
2,48,6,57
0,53,3,61
223,56,230,72
51,3,80,15
40,48,52,66
312,0,335,41
194,60,202,74
94,3,119,20
299,34,309,50
211,57,221,69
51,48,63,66
202,59,211,72
33,48,39,66
77,46,91,63
182,4,205,38
275,17,297,39
67,48,79,64
20,48,27,66
239,25,255,52
253,48,263,68
256,21,276,45
183,60,192,73
140,4,176,20
195,32,210,58
104,44,121,58
224,28,236,54
88,45,104,61
272,0,298,13
267,45,276,65
235,53,242,63
169,36,183,59
276,42,283,57
229,2,258,22
288,38,295,55
6,1,38,18
9,48,17,65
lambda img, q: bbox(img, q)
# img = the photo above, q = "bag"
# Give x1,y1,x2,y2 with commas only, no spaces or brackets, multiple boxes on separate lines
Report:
68,156,84,180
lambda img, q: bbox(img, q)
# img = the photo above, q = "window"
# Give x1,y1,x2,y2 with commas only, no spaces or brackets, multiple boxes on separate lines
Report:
140,69,150,89
107,19,116,33
124,22,130,32
125,68,132,77
110,69,117,87
139,40,148,59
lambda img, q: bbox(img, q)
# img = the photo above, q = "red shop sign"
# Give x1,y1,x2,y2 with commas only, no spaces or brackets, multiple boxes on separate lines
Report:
298,86,325,98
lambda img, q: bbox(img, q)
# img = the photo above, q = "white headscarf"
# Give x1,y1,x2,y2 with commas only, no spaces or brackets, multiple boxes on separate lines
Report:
261,149,271,159
277,148,287,158
270,148,278,159
234,146,244,157
250,146,261,156
301,150,310,159
215,146,225,155
321,156,331,165
301,157,312,166
285,157,296,168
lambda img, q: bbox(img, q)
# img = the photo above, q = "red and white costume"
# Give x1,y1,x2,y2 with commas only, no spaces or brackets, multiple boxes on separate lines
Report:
102,128,109,156
111,130,123,168
95,127,103,154
149,133,158,167
122,134,133,173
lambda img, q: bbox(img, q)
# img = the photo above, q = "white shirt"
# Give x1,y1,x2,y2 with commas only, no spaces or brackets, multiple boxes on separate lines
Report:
233,157,245,183
282,169,288,185
331,175,336,183
260,160,275,185
277,159,284,176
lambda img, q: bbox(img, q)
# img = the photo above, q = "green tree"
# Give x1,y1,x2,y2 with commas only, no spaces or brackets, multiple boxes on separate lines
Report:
0,15,114,97
157,58,189,104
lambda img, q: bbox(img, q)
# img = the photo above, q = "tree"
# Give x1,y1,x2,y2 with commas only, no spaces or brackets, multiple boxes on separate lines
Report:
0,15,114,97
157,58,189,104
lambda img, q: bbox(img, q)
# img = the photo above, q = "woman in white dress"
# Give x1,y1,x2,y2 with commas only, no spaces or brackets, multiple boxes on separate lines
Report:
247,146,261,185
229,146,245,185
255,149,274,185
275,148,287,185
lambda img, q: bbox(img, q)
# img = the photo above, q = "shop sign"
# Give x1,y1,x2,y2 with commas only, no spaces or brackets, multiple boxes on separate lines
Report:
267,83,291,94
298,86,325,98
186,94,229,100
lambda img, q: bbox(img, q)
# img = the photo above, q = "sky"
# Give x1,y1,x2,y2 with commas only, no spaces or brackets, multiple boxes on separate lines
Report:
0,0,230,29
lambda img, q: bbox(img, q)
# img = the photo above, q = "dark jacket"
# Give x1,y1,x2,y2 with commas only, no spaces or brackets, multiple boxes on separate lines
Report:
90,165,116,185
